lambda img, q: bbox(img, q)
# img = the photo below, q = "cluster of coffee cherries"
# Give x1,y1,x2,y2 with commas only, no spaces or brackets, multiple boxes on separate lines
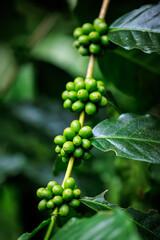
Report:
37,178,81,217
62,77,107,115
73,18,110,56
54,119,92,164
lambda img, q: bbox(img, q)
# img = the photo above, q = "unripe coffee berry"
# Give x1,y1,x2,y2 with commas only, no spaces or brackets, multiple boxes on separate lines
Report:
89,91,101,102
70,120,81,133
73,189,81,198
38,199,47,211
54,135,66,146
97,85,105,94
55,145,61,153
82,139,91,149
69,199,80,208
74,77,84,84
93,18,105,29
53,195,63,205
41,189,53,199
85,102,97,115
47,181,57,191
61,148,68,157
83,151,92,160
75,81,86,91
68,91,77,101
63,188,73,201
89,31,100,43
78,35,90,46
62,156,70,163
37,187,45,198
59,204,69,217
73,40,80,48
47,199,55,209
63,141,75,153
101,35,109,46
66,82,75,91
72,100,85,112
63,99,72,110
77,89,89,101
52,185,63,195
73,135,82,146
63,127,76,140
62,90,69,100
86,79,97,92
95,22,108,35
89,43,101,54
99,96,107,107
97,81,104,87
73,27,84,38
64,178,75,189
73,147,84,158
82,23,94,34
79,126,92,138
78,46,89,56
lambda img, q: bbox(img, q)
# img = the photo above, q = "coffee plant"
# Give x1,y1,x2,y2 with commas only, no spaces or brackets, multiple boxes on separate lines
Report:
0,0,160,240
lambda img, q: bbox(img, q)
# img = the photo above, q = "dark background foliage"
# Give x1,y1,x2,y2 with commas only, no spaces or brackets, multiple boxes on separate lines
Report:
0,0,160,239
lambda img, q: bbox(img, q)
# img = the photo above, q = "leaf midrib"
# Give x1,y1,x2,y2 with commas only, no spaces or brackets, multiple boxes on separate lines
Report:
109,28,160,34
91,136,160,144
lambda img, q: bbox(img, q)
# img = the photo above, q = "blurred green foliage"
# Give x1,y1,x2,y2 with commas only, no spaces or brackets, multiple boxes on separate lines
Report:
0,0,160,239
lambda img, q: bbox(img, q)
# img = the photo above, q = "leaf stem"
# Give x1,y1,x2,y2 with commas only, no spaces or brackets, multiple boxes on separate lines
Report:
44,208,58,240
99,0,110,19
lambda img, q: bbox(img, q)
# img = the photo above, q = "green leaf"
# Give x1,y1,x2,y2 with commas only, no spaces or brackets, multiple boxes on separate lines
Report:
53,209,142,240
108,2,160,54
17,218,50,240
80,191,160,240
91,113,160,164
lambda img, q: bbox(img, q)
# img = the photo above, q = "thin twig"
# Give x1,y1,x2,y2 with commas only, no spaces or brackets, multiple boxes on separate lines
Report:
99,0,110,19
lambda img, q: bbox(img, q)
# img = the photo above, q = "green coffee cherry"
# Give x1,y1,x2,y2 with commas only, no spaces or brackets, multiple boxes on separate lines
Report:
73,27,84,38
63,141,75,153
83,151,92,160
73,147,84,158
101,35,109,46
64,178,75,189
69,199,80,208
52,185,63,195
74,77,84,84
53,195,63,205
89,31,100,43
89,43,101,54
93,18,105,29
86,79,97,92
97,85,105,94
62,90,69,100
63,99,72,110
99,96,107,107
72,100,85,112
77,89,89,101
47,181,57,191
66,82,75,91
73,40,80,48
70,120,81,133
84,77,92,84
85,102,97,115
38,199,47,211
78,46,89,56
47,199,55,209
95,22,108,35
82,23,94,34
55,145,61,153
37,187,45,198
75,81,86,91
59,204,69,217
68,91,77,101
73,189,81,198
78,35,90,46
63,127,76,140
63,188,73,201
82,139,91,149
54,135,66,146
73,135,82,146
41,189,53,199
62,156,70,163
97,81,104,87
79,126,92,138
61,148,68,157
89,91,101,102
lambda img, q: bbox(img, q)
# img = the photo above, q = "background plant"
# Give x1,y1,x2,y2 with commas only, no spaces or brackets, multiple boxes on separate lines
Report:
0,0,160,240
